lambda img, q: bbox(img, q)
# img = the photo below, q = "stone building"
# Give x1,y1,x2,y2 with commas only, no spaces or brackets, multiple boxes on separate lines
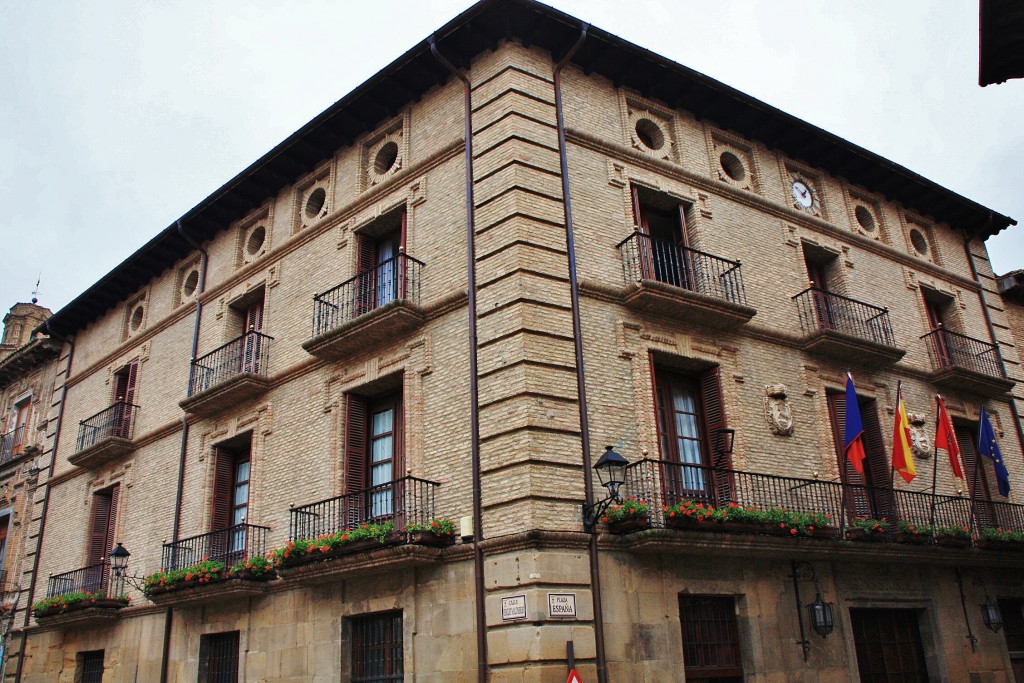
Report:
12,1,1024,681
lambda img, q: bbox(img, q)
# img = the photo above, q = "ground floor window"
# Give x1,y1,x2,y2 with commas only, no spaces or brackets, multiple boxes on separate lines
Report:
850,608,928,682
351,611,403,682
679,595,743,682
999,598,1024,682
198,631,240,683
77,650,104,683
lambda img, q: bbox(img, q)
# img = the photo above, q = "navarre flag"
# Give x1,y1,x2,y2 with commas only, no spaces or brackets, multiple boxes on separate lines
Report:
891,382,916,483
934,395,964,480
979,406,1011,497
844,373,866,475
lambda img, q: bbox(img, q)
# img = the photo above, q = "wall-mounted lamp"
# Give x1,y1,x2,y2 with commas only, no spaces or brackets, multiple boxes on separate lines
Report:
981,596,1004,633
581,446,630,533
790,560,836,662
715,428,736,457
109,543,147,592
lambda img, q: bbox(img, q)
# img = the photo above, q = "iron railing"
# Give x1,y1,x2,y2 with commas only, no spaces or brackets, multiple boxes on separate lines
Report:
46,563,114,598
76,402,139,452
619,458,1013,534
160,523,269,572
311,253,424,338
0,425,28,463
188,330,273,396
617,231,748,306
921,327,1004,378
793,288,897,347
289,475,440,541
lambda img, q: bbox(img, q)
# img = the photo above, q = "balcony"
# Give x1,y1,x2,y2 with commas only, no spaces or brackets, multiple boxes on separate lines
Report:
921,327,1015,396
617,232,755,329
281,475,447,583
303,253,425,361
179,330,273,417
0,424,29,465
148,524,272,606
68,402,138,469
35,563,128,628
612,459,1024,557
793,288,905,367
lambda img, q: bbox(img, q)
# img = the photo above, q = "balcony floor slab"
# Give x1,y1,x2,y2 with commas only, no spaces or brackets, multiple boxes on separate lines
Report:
180,374,271,417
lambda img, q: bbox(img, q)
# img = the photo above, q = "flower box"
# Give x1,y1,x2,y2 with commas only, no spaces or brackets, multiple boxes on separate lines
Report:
607,516,650,534
35,597,128,620
407,530,456,547
975,538,1024,552
893,531,931,545
934,536,971,548
146,574,274,606
278,533,405,569
664,514,710,530
845,528,887,542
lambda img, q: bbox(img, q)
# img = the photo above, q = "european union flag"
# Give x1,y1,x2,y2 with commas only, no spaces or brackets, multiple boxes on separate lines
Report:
979,407,1010,497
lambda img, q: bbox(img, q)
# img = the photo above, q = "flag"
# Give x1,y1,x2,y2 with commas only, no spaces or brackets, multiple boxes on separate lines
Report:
979,406,1010,497
935,395,963,479
844,373,866,475
892,382,916,483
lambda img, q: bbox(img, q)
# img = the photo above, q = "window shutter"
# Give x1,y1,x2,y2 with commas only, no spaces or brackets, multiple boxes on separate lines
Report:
88,491,112,566
211,449,234,532
956,423,997,526
245,301,263,333
699,366,732,504
828,391,872,519
345,395,369,494
859,401,893,519
358,235,377,274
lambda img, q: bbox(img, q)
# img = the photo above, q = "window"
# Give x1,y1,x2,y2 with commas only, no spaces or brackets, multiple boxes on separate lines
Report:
86,485,120,594
211,436,252,564
345,390,404,523
0,514,11,578
654,366,730,505
850,608,928,682
954,419,1004,531
351,612,403,683
631,186,694,288
77,650,105,683
802,243,842,331
922,288,959,369
4,398,31,458
229,290,265,375
112,361,138,438
198,631,239,683
356,208,407,314
827,391,891,520
998,598,1024,682
678,595,743,682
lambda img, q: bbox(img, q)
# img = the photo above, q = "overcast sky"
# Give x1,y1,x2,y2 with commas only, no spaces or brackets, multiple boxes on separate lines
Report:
1,1,1021,314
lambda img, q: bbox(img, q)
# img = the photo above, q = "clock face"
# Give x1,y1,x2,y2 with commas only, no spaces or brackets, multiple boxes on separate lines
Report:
791,180,814,209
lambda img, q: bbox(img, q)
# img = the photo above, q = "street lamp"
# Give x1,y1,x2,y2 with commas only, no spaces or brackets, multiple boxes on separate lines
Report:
582,446,630,532
981,596,1004,633
108,543,146,591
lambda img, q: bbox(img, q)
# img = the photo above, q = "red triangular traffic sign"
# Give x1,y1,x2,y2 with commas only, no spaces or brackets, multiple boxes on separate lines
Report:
566,669,583,683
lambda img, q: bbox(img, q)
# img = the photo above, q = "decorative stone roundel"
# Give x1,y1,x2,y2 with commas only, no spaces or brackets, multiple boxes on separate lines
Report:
243,224,267,264
628,110,671,159
181,268,200,300
910,227,929,256
367,133,404,186
128,303,146,335
305,187,328,221
719,151,746,182
854,204,876,232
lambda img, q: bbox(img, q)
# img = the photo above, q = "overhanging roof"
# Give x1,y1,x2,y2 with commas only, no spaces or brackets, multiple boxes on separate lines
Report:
44,0,1017,336
980,0,1024,86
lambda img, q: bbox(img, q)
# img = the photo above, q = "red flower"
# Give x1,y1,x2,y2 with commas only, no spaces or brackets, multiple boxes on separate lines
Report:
790,529,797,535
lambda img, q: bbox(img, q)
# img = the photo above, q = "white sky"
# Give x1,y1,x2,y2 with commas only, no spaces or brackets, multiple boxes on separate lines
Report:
1,1,1022,313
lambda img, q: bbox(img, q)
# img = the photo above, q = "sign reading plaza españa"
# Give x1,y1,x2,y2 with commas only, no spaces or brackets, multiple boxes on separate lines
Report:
501,595,528,622
547,593,577,619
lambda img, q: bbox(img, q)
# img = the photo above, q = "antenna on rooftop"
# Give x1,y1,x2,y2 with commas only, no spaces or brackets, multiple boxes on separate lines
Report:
31,274,40,304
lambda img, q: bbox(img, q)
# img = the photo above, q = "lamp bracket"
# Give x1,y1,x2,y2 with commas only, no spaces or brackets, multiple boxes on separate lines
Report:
582,493,622,533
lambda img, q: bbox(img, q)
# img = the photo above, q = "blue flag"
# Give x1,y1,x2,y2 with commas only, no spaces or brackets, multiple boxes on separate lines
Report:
979,407,1010,497
844,373,866,474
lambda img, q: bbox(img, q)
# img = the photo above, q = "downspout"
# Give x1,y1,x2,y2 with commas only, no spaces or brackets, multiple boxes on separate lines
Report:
553,25,610,683
162,219,209,683
962,213,1024,462
14,323,74,683
428,36,487,683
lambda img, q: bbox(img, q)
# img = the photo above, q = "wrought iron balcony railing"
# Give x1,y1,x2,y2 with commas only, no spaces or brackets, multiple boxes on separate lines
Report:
289,475,440,541
921,327,1004,378
46,562,115,599
793,288,896,347
188,330,273,396
161,523,269,572
0,424,28,463
620,458,1016,534
617,231,748,306
311,253,424,338
76,402,139,452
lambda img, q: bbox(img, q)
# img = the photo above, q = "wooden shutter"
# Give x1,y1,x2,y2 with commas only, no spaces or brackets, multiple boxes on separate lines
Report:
88,490,113,566
699,366,732,504
245,301,263,333
211,449,235,532
828,391,872,519
859,401,893,519
345,396,369,493
956,422,997,527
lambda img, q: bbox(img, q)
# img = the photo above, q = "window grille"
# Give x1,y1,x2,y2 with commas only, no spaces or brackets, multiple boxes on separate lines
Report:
352,611,403,682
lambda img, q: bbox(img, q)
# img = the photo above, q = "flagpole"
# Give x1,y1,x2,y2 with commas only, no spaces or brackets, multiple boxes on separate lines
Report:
928,396,940,542
968,406,983,539
888,382,901,534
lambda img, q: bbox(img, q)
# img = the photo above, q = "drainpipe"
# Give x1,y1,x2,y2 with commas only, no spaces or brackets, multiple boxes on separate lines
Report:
14,323,75,683
428,36,487,683
553,24,610,683
163,219,209,683
962,213,1024,462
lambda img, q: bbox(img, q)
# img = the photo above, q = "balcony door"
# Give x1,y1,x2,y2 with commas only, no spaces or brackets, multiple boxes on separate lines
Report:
803,248,837,330
345,391,404,526
632,186,692,288
86,485,120,594
241,300,264,374
211,440,251,565
357,210,407,314
828,391,892,521
9,399,30,457
112,361,138,439
955,419,1001,528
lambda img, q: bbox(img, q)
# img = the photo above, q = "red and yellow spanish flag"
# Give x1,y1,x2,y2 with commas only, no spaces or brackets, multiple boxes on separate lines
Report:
892,382,916,483
935,394,964,480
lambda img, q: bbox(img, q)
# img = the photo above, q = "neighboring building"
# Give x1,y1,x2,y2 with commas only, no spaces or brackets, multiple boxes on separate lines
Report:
0,303,57,681
13,1,1024,681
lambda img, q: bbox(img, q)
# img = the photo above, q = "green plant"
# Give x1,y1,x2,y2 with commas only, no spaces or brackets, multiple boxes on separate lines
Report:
980,527,1024,543
762,506,832,537
935,523,971,539
895,520,932,536
33,591,122,613
229,555,273,577
268,521,396,568
662,499,716,522
143,558,227,596
850,517,890,535
603,497,649,523
405,518,456,536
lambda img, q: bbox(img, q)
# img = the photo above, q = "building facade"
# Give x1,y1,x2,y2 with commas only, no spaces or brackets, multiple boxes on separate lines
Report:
12,1,1024,681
